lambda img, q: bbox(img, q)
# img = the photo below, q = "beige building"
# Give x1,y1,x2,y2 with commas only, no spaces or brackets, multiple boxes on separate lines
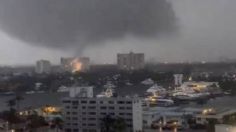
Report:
35,60,51,74
117,52,145,70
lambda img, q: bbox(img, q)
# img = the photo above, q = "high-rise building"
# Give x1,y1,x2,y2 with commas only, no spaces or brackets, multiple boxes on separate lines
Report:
35,60,51,74
60,57,90,72
117,52,145,70
174,74,183,87
62,87,143,132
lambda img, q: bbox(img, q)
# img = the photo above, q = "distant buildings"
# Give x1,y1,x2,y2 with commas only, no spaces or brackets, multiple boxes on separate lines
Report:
61,57,90,72
35,60,51,74
117,52,145,70
62,87,143,132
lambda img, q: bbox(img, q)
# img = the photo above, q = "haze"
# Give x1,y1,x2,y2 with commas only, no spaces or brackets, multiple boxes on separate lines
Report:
0,0,235,65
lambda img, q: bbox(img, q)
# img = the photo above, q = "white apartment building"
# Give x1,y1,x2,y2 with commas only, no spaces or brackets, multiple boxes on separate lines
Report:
62,87,143,132
117,52,145,70
35,60,51,74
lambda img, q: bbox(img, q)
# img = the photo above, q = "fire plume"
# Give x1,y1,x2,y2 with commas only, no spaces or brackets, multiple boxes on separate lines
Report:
71,59,82,73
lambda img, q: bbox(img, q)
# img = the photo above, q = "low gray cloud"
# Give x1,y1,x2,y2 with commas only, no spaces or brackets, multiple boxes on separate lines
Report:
0,0,177,50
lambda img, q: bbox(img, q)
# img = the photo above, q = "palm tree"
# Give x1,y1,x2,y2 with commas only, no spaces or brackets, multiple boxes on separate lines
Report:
101,116,127,132
26,114,47,132
7,99,16,110
52,117,63,132
15,95,24,111
113,117,127,132
101,115,115,132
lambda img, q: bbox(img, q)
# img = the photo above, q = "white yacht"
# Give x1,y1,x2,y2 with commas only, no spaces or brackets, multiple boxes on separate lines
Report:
96,82,116,98
57,86,69,92
146,84,167,97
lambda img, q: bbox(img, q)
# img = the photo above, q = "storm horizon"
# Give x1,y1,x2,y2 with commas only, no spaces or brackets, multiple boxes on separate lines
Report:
0,0,236,65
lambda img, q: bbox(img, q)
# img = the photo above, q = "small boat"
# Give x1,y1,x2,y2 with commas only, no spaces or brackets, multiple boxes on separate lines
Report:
25,91,36,94
37,91,45,94
145,96,174,107
97,82,116,98
57,86,69,92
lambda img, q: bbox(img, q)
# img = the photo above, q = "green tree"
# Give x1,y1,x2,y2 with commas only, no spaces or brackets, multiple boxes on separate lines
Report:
113,117,127,132
26,114,47,132
206,118,218,132
15,95,24,111
101,115,115,132
7,99,16,110
101,116,127,132
51,117,63,132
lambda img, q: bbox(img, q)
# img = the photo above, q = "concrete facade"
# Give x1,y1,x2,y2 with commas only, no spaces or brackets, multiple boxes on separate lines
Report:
117,52,144,70
62,97,143,132
35,60,51,74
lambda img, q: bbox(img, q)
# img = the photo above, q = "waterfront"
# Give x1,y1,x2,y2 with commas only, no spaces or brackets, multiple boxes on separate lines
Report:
0,91,235,112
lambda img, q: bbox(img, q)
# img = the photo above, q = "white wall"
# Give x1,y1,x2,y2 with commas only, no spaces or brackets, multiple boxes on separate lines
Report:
132,99,143,132
215,124,236,132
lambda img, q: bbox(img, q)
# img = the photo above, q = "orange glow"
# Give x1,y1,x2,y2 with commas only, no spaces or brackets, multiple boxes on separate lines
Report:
71,59,82,73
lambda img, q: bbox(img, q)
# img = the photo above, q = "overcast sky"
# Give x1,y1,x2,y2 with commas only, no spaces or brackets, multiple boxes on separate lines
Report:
0,0,236,65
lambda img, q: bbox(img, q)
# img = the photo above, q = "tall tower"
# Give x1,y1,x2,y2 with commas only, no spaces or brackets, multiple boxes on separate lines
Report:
174,74,183,87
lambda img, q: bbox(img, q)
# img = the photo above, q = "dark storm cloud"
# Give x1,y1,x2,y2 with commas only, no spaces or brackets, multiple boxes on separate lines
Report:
0,0,176,49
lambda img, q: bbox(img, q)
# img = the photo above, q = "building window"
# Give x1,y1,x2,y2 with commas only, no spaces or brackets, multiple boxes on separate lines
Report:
72,112,78,115
82,106,86,109
126,113,132,116
66,112,70,115
66,106,70,109
126,119,132,122
117,101,125,104
73,123,78,126
65,129,72,132
119,113,124,116
63,100,71,103
88,129,96,132
66,123,71,126
126,101,132,104
119,107,125,110
81,100,87,104
109,113,115,116
100,112,106,115
72,117,78,120
108,101,114,104
88,106,96,109
89,101,96,104
88,124,96,126
72,101,79,105
73,129,79,132
100,101,103,104
126,107,132,110
109,107,115,110
88,118,96,121
100,106,107,110
72,106,78,109
89,112,96,115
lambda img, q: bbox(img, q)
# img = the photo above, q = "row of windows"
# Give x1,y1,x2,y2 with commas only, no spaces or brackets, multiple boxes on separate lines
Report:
65,129,97,132
65,106,132,110
63,100,133,105
66,112,132,117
